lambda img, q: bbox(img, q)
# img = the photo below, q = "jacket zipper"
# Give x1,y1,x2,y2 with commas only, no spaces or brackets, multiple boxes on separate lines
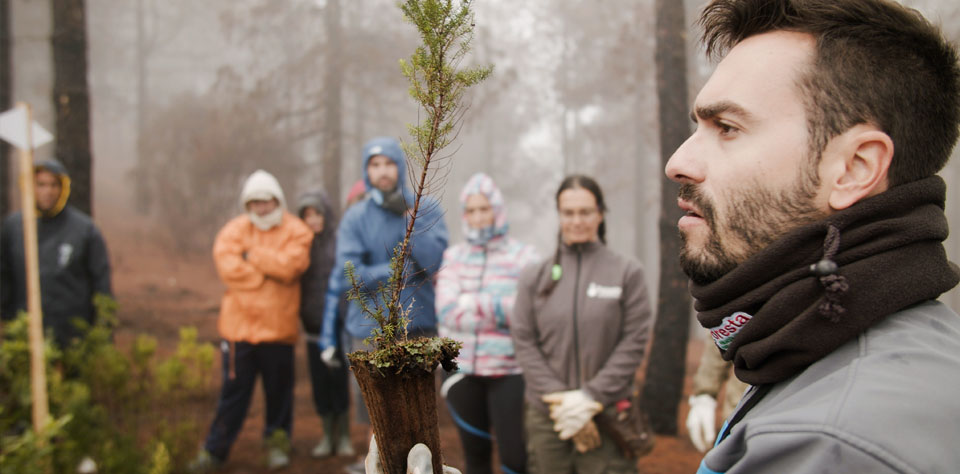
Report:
573,247,582,387
472,246,488,373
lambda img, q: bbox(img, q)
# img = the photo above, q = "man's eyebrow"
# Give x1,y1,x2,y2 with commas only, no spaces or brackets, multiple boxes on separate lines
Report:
690,101,755,123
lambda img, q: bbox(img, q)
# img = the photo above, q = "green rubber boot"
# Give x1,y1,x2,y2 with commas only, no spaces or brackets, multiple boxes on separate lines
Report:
312,415,336,458
334,413,355,456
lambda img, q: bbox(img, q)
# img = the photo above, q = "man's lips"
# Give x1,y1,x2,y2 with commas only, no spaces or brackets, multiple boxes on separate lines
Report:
677,198,702,218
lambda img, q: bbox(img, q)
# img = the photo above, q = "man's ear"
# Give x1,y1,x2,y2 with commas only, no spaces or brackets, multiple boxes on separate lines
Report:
822,125,893,211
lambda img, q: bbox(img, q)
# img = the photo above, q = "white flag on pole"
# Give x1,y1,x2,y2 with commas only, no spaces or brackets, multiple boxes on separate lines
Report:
0,107,54,151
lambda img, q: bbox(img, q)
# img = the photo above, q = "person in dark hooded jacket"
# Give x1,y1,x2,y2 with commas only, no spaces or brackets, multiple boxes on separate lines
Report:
0,159,112,347
295,188,354,458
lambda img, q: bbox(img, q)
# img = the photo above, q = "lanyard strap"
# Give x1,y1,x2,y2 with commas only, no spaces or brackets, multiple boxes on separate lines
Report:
717,384,772,444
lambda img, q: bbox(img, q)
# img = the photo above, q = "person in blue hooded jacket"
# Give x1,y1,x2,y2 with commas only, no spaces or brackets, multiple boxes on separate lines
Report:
318,136,448,469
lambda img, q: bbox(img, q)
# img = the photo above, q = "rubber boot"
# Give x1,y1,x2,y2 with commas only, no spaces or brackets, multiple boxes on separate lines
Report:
312,415,336,458
334,412,355,456
186,450,221,474
267,447,289,470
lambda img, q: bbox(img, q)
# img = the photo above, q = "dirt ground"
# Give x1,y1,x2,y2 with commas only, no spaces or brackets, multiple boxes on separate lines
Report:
102,210,705,474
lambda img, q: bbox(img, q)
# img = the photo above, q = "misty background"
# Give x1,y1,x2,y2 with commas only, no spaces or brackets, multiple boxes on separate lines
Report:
6,0,960,312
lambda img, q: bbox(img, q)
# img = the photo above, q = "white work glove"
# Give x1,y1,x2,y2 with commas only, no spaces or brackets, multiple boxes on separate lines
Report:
321,346,341,369
457,293,477,310
542,389,603,440
686,394,718,452
364,435,461,474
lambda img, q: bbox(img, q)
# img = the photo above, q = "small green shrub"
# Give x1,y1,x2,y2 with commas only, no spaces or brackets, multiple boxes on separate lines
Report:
0,294,215,473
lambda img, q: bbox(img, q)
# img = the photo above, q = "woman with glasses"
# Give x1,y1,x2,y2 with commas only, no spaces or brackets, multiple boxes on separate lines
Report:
511,174,653,473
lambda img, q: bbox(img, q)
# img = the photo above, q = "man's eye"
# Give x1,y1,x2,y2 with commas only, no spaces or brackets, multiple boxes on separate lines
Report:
715,120,737,135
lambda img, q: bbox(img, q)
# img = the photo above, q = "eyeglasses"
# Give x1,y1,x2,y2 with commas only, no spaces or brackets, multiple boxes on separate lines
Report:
559,207,600,221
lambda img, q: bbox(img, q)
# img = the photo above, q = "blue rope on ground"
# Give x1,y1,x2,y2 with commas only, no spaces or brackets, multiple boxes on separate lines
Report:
501,463,522,474
445,402,492,440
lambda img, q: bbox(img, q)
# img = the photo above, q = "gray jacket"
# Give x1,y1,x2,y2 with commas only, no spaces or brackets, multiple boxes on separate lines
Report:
511,241,652,411
699,300,960,474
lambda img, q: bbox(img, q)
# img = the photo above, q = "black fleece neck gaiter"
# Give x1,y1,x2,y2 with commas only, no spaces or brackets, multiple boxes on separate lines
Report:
380,187,408,215
691,176,960,385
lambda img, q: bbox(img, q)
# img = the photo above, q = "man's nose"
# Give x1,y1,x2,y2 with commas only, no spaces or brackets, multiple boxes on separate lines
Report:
665,135,702,184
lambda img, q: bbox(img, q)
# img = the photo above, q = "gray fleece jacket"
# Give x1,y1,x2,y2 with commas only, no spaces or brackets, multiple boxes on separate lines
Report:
699,300,960,474
511,240,653,411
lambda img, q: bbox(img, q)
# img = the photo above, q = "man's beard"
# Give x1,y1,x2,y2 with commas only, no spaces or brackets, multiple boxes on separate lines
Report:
678,160,824,285
374,177,397,193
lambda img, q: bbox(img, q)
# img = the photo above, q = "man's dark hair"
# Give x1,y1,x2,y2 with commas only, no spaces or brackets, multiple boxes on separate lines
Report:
699,0,960,186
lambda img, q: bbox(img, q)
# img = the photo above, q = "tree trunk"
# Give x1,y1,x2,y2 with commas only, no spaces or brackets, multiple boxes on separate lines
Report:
323,0,342,206
51,0,92,216
351,362,443,474
641,0,691,435
0,0,11,215
133,0,152,214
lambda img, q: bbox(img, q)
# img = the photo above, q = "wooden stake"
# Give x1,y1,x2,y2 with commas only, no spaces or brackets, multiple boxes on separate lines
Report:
17,101,50,432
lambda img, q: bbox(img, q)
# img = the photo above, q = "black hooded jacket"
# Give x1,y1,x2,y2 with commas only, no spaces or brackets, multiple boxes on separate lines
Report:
296,188,339,335
0,159,112,346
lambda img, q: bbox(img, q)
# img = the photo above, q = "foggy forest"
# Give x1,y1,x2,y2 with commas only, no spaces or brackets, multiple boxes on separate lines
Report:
3,0,960,473
6,0,960,301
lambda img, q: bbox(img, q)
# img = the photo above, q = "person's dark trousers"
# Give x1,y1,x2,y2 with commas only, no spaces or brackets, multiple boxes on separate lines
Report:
446,373,527,474
305,339,349,415
525,404,638,474
203,340,295,461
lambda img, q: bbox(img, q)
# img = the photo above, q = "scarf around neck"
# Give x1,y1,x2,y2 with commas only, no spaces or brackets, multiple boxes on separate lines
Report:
372,187,408,215
249,207,283,231
692,175,960,385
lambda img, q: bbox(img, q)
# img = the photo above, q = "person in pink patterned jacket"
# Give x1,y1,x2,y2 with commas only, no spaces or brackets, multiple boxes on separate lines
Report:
436,172,540,474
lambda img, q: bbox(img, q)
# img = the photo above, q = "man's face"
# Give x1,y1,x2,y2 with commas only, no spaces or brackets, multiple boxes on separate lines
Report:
35,170,62,212
247,198,279,217
367,155,399,193
665,31,830,284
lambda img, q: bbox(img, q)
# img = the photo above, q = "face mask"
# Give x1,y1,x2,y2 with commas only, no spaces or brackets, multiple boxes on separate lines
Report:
249,207,283,230
465,226,496,246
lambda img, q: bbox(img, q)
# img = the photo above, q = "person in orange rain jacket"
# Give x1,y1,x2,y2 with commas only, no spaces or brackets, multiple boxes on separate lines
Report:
188,169,313,473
